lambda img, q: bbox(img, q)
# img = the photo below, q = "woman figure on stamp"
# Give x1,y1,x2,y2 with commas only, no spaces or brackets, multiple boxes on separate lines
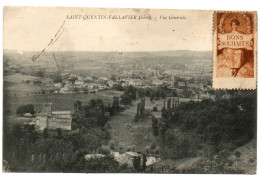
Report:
217,19,247,77
222,19,244,77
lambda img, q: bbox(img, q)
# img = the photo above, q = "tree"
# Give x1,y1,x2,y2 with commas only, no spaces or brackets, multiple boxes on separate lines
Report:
89,99,96,108
56,128,63,139
167,98,171,110
152,116,159,136
69,76,78,84
53,73,63,83
35,70,45,78
74,101,82,111
73,87,79,93
120,94,132,105
109,140,115,150
133,155,141,172
142,154,147,172
145,89,151,97
23,124,38,143
97,145,110,155
153,106,158,112
137,89,145,98
12,124,23,140
96,99,104,107
16,104,34,116
82,87,88,94
43,128,49,138
111,74,117,81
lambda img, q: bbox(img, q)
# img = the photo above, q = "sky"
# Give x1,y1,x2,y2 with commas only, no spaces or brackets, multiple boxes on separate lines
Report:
3,7,213,52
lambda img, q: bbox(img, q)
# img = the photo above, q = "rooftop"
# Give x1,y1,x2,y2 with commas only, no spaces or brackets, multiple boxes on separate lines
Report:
52,111,71,115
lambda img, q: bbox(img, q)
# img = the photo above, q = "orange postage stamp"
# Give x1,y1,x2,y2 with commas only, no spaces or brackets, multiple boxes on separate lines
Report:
213,11,257,89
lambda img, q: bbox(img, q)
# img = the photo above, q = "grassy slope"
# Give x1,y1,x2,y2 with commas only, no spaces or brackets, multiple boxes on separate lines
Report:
108,97,192,153
229,138,256,174
108,98,163,153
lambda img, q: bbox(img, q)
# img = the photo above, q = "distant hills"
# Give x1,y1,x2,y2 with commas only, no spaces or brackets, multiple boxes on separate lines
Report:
3,49,212,62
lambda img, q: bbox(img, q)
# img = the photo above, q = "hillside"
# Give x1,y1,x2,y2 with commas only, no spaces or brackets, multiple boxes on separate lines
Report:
229,138,256,174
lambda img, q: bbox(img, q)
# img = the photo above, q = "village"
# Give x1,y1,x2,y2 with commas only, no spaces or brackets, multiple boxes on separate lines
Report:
4,65,214,99
5,50,252,174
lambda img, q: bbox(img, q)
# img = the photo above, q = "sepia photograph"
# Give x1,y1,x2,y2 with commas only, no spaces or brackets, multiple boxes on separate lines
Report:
2,7,257,174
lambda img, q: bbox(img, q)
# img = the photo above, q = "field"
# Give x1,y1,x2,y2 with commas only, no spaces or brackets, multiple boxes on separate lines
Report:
108,97,193,153
3,90,123,124
109,99,156,153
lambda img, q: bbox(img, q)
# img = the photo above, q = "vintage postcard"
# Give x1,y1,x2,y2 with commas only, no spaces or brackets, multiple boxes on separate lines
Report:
3,7,257,174
213,11,257,89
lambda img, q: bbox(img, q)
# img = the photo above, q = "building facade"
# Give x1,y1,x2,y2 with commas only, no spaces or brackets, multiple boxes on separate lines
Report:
36,103,72,131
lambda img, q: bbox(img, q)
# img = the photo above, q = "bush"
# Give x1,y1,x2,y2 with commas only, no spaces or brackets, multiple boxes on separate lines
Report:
125,123,131,130
56,128,63,139
154,147,160,154
126,146,132,152
118,142,125,153
150,142,156,150
131,145,136,152
234,151,241,158
145,145,151,154
16,104,34,116
153,106,158,112
43,128,49,138
97,145,110,155
109,140,115,150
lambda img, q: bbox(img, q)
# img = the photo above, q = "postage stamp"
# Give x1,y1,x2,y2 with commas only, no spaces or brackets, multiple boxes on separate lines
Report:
213,11,257,89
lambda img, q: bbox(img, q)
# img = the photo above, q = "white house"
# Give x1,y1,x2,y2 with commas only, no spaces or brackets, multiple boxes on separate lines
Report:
129,79,142,87
152,79,164,86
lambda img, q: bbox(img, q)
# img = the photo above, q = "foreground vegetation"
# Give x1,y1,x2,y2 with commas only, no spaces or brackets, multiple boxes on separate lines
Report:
3,89,257,173
150,90,256,173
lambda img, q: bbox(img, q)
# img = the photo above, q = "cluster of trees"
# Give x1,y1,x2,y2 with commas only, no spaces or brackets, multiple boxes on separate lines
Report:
107,96,120,115
154,90,256,173
134,98,146,122
4,96,126,172
73,97,121,129
148,89,167,101
68,76,78,84
34,70,45,78
53,73,63,83
3,122,116,172
16,104,35,116
72,99,109,129
120,86,172,106
133,153,147,172
120,86,137,105
152,97,179,137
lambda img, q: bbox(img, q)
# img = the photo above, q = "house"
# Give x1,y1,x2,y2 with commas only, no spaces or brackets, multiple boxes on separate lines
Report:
36,103,72,131
54,83,62,88
107,80,117,88
98,84,107,90
178,82,186,87
60,87,69,94
85,154,105,161
24,113,33,118
129,79,142,87
152,79,164,86
161,78,174,86
74,80,85,87
84,76,93,82
112,151,144,167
